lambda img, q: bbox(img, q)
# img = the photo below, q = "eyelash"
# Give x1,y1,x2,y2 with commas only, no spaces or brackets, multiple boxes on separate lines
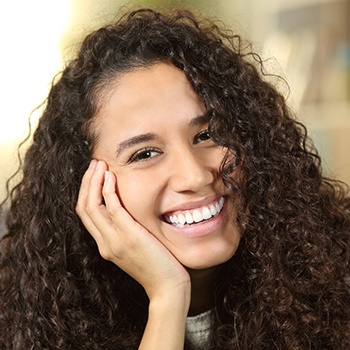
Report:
128,129,212,164
194,129,211,144
128,148,162,163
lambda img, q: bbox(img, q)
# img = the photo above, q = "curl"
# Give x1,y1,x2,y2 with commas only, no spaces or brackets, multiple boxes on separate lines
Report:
1,8,349,349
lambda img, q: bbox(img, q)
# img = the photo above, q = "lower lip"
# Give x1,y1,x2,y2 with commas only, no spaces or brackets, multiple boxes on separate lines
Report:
162,200,227,237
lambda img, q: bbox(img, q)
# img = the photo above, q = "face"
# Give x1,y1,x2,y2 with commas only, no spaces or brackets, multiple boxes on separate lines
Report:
92,62,241,270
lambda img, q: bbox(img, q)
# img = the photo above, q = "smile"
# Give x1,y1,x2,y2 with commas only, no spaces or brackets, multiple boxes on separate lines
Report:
163,197,225,228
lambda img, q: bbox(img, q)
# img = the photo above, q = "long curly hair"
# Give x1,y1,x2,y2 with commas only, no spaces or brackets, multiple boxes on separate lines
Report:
1,8,349,350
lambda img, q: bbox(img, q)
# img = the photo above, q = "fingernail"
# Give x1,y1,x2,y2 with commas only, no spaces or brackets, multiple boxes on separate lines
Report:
96,160,104,170
89,159,97,170
104,170,110,182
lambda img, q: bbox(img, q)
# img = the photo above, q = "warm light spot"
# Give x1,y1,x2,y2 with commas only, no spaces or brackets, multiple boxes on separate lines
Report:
0,0,71,198
0,0,70,142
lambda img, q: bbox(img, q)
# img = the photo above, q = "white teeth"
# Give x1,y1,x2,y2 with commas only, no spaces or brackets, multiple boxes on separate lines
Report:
185,212,194,224
209,204,216,215
193,209,203,223
165,197,225,227
202,207,211,220
178,213,186,226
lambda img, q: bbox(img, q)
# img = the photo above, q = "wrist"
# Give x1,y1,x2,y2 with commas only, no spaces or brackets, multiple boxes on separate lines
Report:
148,280,191,318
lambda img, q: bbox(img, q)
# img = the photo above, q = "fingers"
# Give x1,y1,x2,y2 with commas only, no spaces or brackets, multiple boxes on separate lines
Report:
102,170,143,235
76,160,110,248
76,159,138,261
86,160,108,208
102,170,124,218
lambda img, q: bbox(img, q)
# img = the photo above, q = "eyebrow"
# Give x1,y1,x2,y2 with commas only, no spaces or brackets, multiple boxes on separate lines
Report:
189,113,210,127
116,133,157,156
115,113,210,156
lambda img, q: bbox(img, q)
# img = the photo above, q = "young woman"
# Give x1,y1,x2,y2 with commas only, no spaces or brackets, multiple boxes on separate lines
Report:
1,8,349,350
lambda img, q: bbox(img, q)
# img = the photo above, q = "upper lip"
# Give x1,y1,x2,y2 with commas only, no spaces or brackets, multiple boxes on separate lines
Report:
162,194,223,215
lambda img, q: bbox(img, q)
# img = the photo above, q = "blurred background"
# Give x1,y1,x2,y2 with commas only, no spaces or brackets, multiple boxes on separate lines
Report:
0,0,349,200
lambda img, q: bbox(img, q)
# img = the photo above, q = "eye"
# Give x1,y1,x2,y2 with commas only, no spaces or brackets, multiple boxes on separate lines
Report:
128,148,162,163
194,129,211,144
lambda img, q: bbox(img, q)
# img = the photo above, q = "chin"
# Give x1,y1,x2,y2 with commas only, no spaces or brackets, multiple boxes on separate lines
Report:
179,246,238,270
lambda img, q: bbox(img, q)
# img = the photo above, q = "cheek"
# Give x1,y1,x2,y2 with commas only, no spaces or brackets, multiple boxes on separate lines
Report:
205,147,227,171
113,172,157,225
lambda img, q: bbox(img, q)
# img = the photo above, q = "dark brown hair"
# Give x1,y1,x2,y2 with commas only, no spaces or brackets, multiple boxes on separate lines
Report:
1,8,349,349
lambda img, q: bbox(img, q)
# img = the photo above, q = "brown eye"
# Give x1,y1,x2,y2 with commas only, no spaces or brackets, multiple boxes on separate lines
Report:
128,148,162,163
194,129,211,144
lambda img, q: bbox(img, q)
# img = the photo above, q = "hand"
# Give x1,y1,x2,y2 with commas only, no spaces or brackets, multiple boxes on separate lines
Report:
76,159,191,301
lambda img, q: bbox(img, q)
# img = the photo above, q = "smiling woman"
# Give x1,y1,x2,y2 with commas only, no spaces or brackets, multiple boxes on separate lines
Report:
1,7,350,350
87,63,240,271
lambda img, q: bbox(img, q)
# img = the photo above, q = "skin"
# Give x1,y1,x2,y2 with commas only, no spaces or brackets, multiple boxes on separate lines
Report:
76,62,241,348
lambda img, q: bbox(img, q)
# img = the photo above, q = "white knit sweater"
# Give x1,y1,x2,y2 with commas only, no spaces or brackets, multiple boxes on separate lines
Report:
185,309,214,349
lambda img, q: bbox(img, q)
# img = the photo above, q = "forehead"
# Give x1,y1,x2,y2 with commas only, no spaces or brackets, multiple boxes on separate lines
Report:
100,62,198,107
93,62,205,135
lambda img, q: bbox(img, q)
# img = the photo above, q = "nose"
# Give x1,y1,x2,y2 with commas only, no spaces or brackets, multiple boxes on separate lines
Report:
168,147,215,193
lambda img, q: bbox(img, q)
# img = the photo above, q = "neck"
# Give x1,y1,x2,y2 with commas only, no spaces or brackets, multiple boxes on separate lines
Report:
187,264,224,316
